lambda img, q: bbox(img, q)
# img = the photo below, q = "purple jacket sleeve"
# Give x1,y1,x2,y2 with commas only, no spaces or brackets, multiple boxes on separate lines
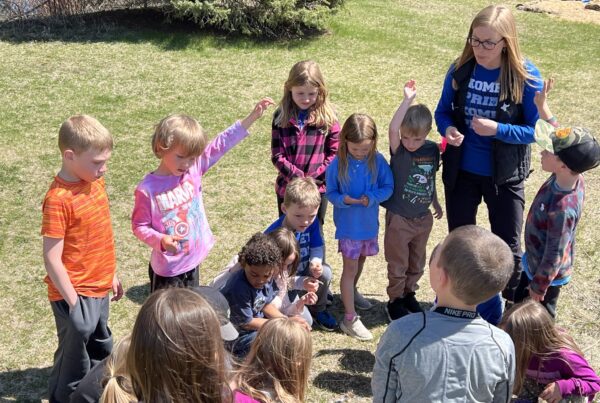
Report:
197,121,249,175
131,187,164,252
555,350,600,399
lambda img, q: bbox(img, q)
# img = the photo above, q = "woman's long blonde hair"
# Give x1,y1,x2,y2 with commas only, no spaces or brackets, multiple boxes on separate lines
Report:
499,300,585,395
234,318,312,403
99,335,135,403
337,113,378,186
453,5,535,103
274,60,337,129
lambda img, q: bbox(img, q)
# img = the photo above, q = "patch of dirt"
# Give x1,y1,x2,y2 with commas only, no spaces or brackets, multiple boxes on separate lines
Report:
517,0,600,25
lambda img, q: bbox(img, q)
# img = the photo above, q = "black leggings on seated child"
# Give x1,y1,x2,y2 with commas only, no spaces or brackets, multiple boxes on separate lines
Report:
513,273,561,319
148,264,199,292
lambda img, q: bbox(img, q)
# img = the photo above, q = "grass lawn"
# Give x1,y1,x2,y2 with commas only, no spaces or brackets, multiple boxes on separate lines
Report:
1,0,599,401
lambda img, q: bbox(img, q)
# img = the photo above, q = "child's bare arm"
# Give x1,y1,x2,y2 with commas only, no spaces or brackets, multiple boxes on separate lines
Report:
432,189,443,219
534,78,556,124
240,97,275,130
389,80,417,154
43,236,78,309
241,317,270,331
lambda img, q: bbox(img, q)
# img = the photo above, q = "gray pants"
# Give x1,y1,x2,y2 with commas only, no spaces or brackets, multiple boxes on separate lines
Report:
49,295,112,403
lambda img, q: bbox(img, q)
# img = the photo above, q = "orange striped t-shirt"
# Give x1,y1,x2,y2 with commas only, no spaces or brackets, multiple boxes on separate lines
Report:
41,176,116,301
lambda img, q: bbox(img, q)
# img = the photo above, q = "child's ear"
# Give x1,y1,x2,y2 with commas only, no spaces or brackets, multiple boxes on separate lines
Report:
281,204,287,215
63,149,75,161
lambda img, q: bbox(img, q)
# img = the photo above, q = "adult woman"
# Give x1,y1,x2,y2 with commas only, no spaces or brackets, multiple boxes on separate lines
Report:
434,5,542,307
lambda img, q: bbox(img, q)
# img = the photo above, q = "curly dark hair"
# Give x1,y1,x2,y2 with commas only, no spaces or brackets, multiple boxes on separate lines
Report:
239,233,283,268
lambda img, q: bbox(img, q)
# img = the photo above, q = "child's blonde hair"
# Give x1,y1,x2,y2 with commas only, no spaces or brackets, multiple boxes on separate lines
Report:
269,227,300,277
499,299,584,395
282,177,321,209
337,113,378,185
127,288,228,403
454,5,535,103
235,317,312,403
99,335,135,403
58,114,113,153
152,114,207,158
274,60,337,129
400,104,432,138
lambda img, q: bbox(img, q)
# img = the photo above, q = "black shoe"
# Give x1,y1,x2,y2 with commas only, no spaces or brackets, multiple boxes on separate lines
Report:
403,292,423,313
386,298,410,321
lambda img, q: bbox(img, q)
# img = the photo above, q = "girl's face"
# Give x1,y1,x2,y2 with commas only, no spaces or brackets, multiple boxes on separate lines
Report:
470,25,506,69
156,145,195,176
291,84,319,111
281,253,296,274
347,139,373,160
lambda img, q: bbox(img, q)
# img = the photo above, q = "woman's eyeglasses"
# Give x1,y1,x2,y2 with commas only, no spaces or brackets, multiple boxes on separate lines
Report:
467,37,504,50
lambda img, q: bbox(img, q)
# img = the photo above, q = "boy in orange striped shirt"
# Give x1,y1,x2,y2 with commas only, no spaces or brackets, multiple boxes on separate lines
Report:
42,115,123,402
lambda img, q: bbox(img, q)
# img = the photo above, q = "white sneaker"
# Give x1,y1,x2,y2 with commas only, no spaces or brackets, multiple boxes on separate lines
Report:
354,289,373,311
340,316,373,341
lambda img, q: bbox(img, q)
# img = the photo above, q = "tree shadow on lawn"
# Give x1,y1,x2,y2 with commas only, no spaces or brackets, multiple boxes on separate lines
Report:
0,7,318,51
0,366,50,402
313,349,374,397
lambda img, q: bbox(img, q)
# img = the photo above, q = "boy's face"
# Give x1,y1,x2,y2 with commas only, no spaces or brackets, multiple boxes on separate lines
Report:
67,148,111,182
244,264,275,289
281,203,319,233
540,149,564,174
401,132,427,152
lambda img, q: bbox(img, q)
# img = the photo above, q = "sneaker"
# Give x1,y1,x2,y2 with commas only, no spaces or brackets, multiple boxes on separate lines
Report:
314,310,338,331
403,292,423,313
386,298,410,321
340,315,373,341
354,289,373,311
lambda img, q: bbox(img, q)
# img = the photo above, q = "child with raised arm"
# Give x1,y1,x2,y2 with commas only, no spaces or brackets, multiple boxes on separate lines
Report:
513,78,600,318
501,300,600,403
372,225,516,402
272,60,340,226
382,80,442,321
42,115,123,402
325,113,393,340
132,98,274,291
265,177,338,331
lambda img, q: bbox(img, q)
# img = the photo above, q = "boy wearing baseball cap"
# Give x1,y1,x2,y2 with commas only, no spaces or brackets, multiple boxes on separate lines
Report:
514,79,600,317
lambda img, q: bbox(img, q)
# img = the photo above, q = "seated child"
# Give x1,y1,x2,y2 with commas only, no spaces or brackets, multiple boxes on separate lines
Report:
500,300,600,403
265,177,338,331
232,317,312,403
372,225,516,402
514,78,600,317
221,233,309,358
127,288,228,402
210,228,316,326
132,98,274,292
42,115,123,402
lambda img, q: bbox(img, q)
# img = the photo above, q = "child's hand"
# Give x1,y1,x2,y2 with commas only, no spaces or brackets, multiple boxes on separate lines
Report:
528,287,544,302
472,116,498,137
241,97,276,130
343,195,359,205
111,274,123,302
161,235,181,254
432,200,443,219
359,195,369,207
534,77,555,111
300,291,317,306
309,261,323,278
403,80,417,102
539,382,562,403
303,277,319,293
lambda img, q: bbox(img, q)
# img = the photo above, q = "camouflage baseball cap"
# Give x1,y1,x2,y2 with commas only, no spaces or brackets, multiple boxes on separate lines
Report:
534,119,600,173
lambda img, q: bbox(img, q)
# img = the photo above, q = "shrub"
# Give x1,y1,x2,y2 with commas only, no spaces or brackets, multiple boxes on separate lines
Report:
167,0,344,38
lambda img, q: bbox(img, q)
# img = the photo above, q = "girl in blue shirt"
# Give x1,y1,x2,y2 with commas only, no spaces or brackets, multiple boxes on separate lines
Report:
326,113,393,341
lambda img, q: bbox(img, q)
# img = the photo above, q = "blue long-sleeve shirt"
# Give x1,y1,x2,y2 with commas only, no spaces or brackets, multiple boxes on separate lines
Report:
325,152,393,240
435,60,542,176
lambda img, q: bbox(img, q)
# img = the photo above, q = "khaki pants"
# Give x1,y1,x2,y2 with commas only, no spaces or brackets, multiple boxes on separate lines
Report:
384,210,433,301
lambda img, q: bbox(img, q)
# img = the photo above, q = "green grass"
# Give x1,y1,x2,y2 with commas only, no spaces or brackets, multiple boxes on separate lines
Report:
1,1,599,401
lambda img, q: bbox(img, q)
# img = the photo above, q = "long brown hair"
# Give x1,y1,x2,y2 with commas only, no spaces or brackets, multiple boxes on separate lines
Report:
269,227,300,277
337,113,378,185
127,288,228,402
274,60,337,129
499,299,585,395
234,318,312,403
453,5,535,103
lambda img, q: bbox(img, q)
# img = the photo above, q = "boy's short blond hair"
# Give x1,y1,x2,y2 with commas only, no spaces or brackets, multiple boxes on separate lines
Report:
439,225,513,305
401,104,432,138
152,114,207,158
283,177,321,209
58,115,113,153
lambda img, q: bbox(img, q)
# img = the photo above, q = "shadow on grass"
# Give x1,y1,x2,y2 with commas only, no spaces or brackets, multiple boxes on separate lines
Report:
125,283,150,305
0,366,50,401
313,370,372,398
0,7,319,51
315,348,375,373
